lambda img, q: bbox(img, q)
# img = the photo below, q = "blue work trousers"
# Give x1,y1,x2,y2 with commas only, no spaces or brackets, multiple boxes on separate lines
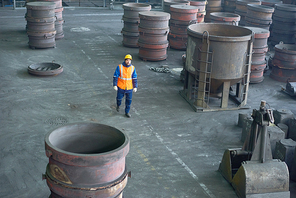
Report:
117,88,133,114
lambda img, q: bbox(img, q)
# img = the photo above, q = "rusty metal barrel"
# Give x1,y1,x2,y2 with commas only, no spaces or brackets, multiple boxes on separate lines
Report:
235,0,261,26
26,0,64,39
270,4,296,46
26,2,56,49
261,0,282,7
270,42,296,82
163,0,190,13
245,4,274,30
43,123,130,198
245,26,270,83
224,0,237,12
204,0,223,22
189,0,207,11
122,3,151,48
210,12,241,25
185,23,253,94
138,11,170,61
169,5,200,50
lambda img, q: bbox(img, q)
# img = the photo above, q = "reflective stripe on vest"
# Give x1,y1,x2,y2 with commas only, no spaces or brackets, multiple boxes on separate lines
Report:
117,64,134,90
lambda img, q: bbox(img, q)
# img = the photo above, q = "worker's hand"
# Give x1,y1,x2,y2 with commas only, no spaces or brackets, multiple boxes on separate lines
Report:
133,88,137,93
113,86,118,91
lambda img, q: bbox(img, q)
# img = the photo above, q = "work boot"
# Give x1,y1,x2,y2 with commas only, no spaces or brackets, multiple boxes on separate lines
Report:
116,106,120,112
125,113,131,118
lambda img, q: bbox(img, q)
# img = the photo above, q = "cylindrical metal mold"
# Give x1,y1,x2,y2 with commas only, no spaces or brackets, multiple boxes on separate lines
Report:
138,11,170,61
169,33,188,50
271,42,296,81
163,0,190,13
270,66,296,82
273,4,296,19
210,12,241,25
250,68,264,83
55,19,64,40
270,30,296,46
170,5,199,21
138,11,170,29
138,27,169,45
26,2,56,18
185,23,253,92
252,52,266,64
247,4,274,20
224,0,237,13
122,3,151,19
272,19,296,31
235,0,261,25
235,0,261,13
55,7,63,21
123,21,140,33
28,34,56,49
189,0,207,11
26,21,55,33
207,0,222,7
245,16,272,30
138,42,169,61
122,30,139,48
44,123,130,198
169,22,189,35
273,43,296,69
244,26,270,48
121,3,151,48
25,16,56,23
205,6,223,22
26,0,62,10
261,0,282,7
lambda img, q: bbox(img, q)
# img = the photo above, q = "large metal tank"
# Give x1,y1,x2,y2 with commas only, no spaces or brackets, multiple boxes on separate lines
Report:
185,23,253,93
43,123,130,198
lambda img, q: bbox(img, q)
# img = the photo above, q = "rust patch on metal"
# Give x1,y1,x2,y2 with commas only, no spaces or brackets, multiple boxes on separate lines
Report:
49,164,72,185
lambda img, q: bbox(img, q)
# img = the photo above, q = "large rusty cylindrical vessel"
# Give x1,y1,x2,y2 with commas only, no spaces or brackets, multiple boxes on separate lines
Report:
43,123,130,198
163,0,190,13
169,5,199,50
261,0,282,7
189,0,207,11
27,0,65,40
210,12,241,25
26,1,56,18
235,0,261,26
26,2,57,49
271,42,296,82
138,11,170,61
185,23,253,93
123,3,152,19
245,4,274,30
245,26,270,83
122,3,151,48
270,4,296,46
224,0,237,12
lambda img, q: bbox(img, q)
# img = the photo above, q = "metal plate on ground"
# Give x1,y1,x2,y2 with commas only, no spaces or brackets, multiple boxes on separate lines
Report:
28,62,63,76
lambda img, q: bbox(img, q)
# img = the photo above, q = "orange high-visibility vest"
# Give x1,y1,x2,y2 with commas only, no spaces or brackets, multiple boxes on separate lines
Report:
117,64,135,90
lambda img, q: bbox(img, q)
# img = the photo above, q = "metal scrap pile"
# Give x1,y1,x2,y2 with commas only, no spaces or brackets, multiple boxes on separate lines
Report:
149,66,171,73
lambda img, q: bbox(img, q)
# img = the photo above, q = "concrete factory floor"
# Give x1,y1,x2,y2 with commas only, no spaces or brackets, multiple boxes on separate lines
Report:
1,6,296,198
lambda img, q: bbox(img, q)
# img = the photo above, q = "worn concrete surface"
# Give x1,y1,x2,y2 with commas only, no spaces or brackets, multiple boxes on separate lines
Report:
0,6,295,198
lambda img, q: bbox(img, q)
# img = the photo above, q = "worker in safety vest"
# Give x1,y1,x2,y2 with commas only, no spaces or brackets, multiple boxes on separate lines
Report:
113,54,138,118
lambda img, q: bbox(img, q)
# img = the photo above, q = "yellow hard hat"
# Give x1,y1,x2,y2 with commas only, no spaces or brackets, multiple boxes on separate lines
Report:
124,54,132,60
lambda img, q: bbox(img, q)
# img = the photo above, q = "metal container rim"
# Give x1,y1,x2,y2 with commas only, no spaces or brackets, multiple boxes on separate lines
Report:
45,122,130,157
187,23,253,42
